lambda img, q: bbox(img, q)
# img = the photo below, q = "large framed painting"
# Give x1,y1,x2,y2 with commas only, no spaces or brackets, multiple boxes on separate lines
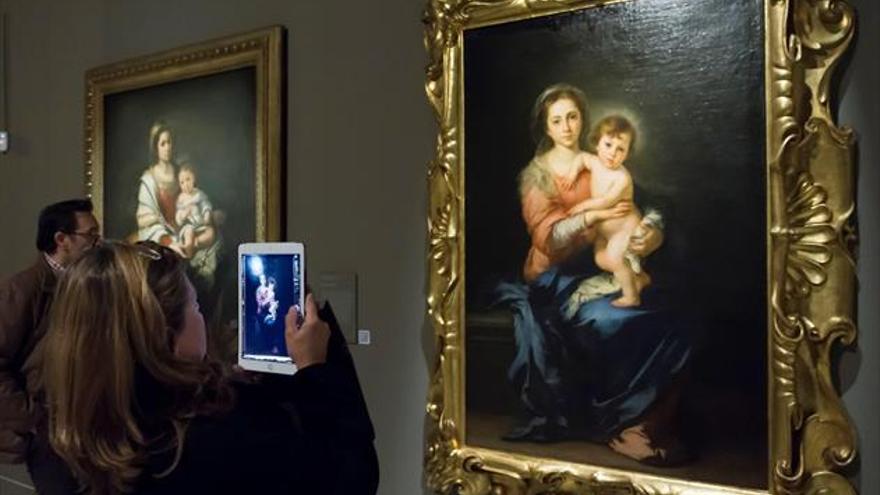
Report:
85,26,283,360
423,1,859,494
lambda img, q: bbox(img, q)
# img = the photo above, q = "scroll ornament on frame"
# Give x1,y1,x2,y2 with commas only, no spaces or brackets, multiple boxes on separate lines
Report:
768,1,857,494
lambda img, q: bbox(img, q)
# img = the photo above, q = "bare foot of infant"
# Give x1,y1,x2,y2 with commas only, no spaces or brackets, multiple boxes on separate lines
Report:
636,272,652,292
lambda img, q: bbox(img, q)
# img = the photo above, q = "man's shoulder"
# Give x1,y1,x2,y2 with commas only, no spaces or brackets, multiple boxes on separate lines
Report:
0,257,50,297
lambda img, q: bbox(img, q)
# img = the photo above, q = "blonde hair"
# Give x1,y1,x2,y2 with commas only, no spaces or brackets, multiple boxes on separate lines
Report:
588,114,638,153
44,242,233,494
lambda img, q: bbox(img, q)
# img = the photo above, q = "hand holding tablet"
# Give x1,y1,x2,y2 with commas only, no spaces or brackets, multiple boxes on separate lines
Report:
284,294,330,369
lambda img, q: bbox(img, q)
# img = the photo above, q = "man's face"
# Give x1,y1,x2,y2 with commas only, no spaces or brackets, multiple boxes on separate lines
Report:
59,212,101,265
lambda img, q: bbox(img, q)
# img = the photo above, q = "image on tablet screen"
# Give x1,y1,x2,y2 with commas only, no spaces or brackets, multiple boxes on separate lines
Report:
240,253,303,361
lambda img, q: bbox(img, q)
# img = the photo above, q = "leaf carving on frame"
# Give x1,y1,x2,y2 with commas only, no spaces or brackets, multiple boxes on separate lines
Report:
770,171,834,488
792,0,855,118
793,0,854,53
773,314,857,494
426,440,493,494
428,193,460,329
423,0,476,116
426,352,487,494
423,0,454,116
457,460,691,495
782,173,835,299
770,2,858,490
769,64,801,164
428,122,461,330
802,318,857,473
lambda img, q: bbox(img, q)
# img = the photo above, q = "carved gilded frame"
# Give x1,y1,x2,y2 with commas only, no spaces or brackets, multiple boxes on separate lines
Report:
84,26,284,241
423,1,858,494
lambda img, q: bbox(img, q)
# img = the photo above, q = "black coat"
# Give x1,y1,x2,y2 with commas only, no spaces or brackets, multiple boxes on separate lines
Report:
136,303,379,494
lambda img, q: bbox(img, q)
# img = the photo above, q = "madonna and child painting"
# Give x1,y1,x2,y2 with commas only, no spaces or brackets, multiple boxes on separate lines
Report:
463,0,769,489
101,68,258,357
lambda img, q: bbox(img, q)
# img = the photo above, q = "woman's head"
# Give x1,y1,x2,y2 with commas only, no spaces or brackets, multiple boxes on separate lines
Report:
531,84,589,154
45,241,225,493
149,122,174,164
141,241,207,360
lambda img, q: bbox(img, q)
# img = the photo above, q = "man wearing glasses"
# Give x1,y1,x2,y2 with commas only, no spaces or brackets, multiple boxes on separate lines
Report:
0,198,100,493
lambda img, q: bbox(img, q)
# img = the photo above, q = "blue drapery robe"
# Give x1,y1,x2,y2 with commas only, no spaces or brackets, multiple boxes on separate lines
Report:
497,265,692,441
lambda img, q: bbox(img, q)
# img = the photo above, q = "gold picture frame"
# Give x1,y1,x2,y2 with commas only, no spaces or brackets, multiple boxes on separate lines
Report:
423,1,858,494
84,26,283,359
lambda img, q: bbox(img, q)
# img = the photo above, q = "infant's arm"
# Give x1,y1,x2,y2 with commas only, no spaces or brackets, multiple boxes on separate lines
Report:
568,169,632,214
559,152,593,189
579,152,597,171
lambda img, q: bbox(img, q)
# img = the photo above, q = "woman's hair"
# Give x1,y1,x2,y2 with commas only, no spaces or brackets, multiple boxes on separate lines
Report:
531,83,590,155
148,122,174,163
44,241,233,494
588,114,638,153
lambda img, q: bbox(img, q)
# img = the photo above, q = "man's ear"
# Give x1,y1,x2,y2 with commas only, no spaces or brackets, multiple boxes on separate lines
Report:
53,231,68,252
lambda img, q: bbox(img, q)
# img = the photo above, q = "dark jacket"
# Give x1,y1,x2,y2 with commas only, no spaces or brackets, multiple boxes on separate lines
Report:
136,302,379,494
0,257,56,463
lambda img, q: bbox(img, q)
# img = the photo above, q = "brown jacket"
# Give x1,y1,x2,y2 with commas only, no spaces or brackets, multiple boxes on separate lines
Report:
0,256,56,463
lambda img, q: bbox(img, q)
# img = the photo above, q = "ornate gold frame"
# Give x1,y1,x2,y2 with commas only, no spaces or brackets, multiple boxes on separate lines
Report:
84,26,284,241
423,1,858,494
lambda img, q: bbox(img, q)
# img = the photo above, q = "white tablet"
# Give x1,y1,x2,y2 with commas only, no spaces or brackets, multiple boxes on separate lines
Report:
238,242,305,375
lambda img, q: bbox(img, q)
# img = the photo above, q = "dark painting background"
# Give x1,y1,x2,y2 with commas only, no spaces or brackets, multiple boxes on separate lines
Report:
463,0,767,487
103,67,257,354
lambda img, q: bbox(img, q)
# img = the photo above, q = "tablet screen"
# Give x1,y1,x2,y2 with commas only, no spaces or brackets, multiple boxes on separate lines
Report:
240,253,303,362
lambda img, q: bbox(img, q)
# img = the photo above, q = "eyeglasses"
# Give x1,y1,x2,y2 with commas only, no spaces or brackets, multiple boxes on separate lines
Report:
67,231,102,246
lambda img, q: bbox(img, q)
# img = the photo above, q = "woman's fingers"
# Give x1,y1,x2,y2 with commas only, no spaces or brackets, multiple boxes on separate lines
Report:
303,294,320,324
285,305,301,331
284,295,330,369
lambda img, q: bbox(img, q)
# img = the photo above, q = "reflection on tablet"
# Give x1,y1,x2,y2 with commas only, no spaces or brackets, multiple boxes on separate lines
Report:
240,253,303,362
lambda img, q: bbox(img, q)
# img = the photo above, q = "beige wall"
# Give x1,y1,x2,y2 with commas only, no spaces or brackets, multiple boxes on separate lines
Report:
0,0,433,493
0,0,876,494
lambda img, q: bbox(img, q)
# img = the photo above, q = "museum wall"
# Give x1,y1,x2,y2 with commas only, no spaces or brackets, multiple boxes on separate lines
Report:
0,0,875,494
0,0,433,493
